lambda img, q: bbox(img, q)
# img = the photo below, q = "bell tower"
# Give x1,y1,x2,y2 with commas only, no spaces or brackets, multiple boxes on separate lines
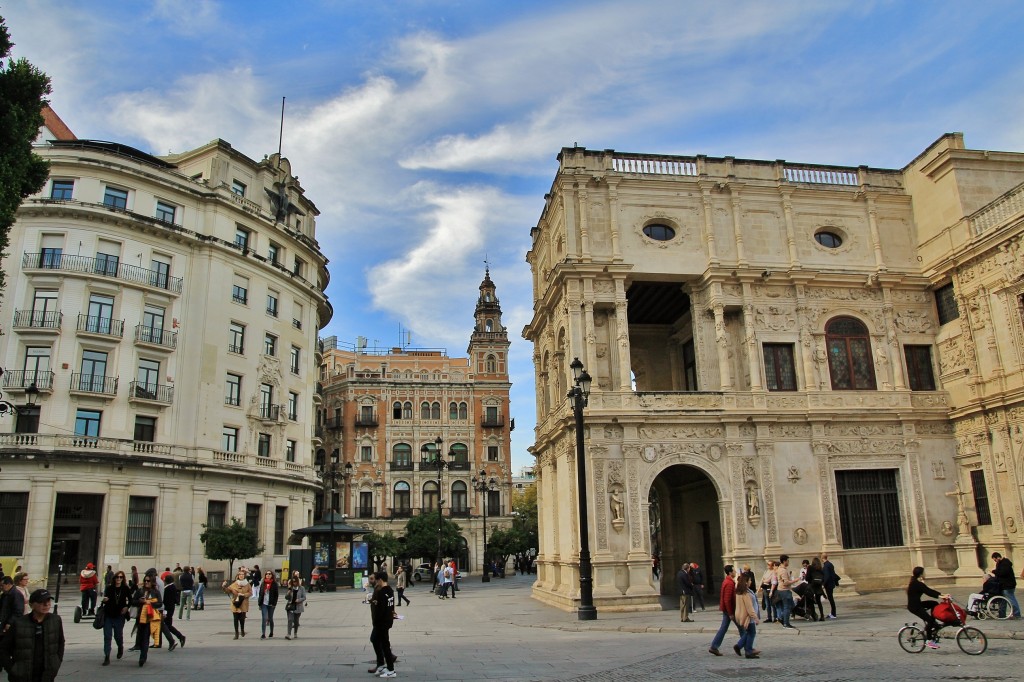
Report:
468,266,510,378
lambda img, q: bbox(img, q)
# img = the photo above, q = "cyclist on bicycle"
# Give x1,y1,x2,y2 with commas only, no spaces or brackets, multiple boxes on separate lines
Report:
907,566,949,648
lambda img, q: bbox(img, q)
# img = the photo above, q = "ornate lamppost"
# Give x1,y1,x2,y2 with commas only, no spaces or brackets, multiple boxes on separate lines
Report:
317,458,352,592
421,437,450,571
568,357,596,620
472,470,497,583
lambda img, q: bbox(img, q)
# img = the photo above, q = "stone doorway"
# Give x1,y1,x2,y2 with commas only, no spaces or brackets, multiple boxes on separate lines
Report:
649,464,722,600
47,493,104,590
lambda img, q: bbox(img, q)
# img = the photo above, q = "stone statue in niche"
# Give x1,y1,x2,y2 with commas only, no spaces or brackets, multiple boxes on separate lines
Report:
746,485,761,527
609,486,625,532
946,483,972,539
931,461,946,480
1007,517,1018,534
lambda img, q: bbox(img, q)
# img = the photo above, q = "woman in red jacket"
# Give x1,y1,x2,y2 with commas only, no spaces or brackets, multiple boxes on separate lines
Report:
79,562,99,616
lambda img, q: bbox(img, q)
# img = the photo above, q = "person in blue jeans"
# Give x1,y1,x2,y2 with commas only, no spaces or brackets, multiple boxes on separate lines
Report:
990,552,1021,618
774,555,797,629
708,565,739,656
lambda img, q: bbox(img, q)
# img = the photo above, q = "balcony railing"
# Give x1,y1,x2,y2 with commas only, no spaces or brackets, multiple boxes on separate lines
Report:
314,425,323,438
259,404,282,421
325,417,342,430
70,373,118,395
228,343,244,354
481,414,505,428
129,381,174,404
13,309,62,330
77,314,124,338
418,460,446,472
292,318,302,330
134,325,177,348
389,461,415,471
355,414,378,427
449,507,471,518
356,507,374,519
22,252,183,293
448,460,471,471
389,507,414,518
1,369,54,391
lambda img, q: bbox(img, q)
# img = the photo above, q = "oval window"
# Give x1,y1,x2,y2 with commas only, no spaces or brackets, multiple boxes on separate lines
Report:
815,231,842,248
643,224,676,241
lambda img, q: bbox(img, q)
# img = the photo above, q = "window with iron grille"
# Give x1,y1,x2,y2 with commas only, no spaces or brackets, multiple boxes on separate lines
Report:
207,501,227,529
226,373,242,406
155,201,176,224
835,469,903,549
274,506,287,555
904,345,936,391
763,343,797,391
486,489,501,517
935,283,959,325
258,433,272,458
970,469,992,526
0,492,29,555
246,503,261,539
125,496,156,556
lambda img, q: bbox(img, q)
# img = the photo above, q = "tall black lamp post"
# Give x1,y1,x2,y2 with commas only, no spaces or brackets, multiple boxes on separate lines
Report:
319,459,353,592
568,357,596,620
421,437,449,570
472,470,497,582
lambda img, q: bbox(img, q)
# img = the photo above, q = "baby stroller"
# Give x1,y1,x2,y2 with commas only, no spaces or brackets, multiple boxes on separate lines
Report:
966,576,1002,619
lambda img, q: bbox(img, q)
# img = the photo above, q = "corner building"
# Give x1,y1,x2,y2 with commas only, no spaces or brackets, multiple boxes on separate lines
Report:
0,126,331,582
319,270,513,571
524,135,1024,611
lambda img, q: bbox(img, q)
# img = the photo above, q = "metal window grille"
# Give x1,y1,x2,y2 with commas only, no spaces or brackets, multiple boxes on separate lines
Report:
970,469,992,526
125,496,155,556
935,284,959,325
0,493,29,555
835,469,903,549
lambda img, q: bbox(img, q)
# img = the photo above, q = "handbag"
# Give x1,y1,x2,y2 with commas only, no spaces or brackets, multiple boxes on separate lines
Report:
233,594,245,609
92,608,106,630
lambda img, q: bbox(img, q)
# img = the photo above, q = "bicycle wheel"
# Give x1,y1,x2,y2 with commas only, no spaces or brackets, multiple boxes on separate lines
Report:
899,625,926,653
956,626,988,655
986,595,1012,620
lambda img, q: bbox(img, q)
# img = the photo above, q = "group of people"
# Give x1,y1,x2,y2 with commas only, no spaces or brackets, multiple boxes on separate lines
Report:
432,560,460,599
221,564,308,641
675,562,706,621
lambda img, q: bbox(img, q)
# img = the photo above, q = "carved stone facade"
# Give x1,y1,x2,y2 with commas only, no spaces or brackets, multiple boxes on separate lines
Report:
523,134,1024,611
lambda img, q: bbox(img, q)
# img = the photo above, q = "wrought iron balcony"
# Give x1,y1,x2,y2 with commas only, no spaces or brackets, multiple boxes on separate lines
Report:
481,414,505,428
389,461,415,471
2,369,54,391
448,460,471,471
389,507,414,519
129,381,174,404
134,325,177,349
70,373,118,395
356,507,375,519
449,507,471,518
355,414,378,427
259,404,282,421
12,309,62,330
22,252,183,293
325,417,343,430
77,314,124,338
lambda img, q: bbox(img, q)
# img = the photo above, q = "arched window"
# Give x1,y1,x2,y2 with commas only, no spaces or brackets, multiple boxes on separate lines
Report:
450,442,468,463
486,354,497,373
392,443,411,465
423,481,440,511
449,402,458,420
431,402,441,419
393,482,411,514
403,402,412,419
458,402,468,419
826,316,876,390
451,481,468,513
392,401,402,419
420,440,438,462
421,402,430,419
485,318,493,332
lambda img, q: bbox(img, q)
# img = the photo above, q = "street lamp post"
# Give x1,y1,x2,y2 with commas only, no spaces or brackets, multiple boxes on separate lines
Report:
472,471,497,583
421,437,449,572
568,357,596,620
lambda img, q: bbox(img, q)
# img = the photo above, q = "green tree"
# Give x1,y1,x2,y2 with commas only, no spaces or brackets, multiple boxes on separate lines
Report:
511,485,539,552
363,531,403,571
403,512,462,563
486,526,528,574
0,16,51,295
199,517,264,578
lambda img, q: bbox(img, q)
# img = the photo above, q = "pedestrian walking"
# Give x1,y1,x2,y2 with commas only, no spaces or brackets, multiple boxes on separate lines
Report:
99,570,132,666
395,565,411,607
990,552,1021,618
178,566,194,620
0,589,65,681
194,567,207,610
367,571,397,678
708,564,739,656
759,561,776,623
774,555,797,629
806,557,826,621
255,569,279,638
161,580,186,650
79,562,99,616
103,565,114,588
691,563,706,611
284,576,306,640
131,575,162,667
0,576,21,641
223,568,253,639
676,562,694,622
821,554,838,619
733,574,761,658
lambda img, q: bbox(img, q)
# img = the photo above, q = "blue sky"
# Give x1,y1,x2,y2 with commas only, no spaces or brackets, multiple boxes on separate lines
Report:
5,1,1023,472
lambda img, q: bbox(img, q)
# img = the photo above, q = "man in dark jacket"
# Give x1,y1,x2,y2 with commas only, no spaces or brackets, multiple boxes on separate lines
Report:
368,571,397,678
991,552,1021,618
0,589,65,681
178,568,195,620
822,553,839,619
160,581,185,650
676,563,694,622
690,563,706,611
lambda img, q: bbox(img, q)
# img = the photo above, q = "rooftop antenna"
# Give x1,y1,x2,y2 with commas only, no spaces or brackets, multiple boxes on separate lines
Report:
276,97,286,169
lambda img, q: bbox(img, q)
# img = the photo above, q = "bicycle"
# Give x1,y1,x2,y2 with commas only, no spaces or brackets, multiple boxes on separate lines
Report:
898,599,987,655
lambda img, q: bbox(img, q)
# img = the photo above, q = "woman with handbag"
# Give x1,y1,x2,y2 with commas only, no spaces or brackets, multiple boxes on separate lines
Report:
284,576,306,640
223,568,252,639
254,569,279,639
99,570,132,666
131,575,163,667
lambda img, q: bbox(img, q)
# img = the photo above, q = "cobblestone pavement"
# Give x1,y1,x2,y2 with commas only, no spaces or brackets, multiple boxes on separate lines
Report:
52,573,1023,681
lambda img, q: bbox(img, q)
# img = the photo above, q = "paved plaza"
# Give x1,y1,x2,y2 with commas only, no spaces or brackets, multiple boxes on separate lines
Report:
51,573,1023,681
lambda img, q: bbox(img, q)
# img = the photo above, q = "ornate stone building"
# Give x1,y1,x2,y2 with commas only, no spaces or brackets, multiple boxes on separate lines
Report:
318,269,514,571
0,121,331,582
523,134,1024,611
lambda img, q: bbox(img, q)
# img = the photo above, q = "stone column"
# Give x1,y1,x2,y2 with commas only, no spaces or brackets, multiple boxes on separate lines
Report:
729,185,747,266
24,477,56,577
577,186,591,262
607,178,622,262
614,279,632,391
743,299,762,391
781,191,801,269
714,304,733,390
865,193,886,272
700,184,719,265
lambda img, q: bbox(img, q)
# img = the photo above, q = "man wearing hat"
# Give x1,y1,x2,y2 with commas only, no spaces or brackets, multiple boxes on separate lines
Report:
0,589,65,681
79,562,99,617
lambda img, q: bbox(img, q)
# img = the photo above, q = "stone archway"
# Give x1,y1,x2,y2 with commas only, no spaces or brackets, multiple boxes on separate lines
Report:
649,464,723,600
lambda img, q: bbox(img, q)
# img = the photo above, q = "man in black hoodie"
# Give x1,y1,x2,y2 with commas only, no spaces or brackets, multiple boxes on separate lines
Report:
367,571,397,678
991,552,1021,619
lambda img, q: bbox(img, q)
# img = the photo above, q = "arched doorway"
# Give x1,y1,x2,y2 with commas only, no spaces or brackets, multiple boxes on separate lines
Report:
649,464,723,600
